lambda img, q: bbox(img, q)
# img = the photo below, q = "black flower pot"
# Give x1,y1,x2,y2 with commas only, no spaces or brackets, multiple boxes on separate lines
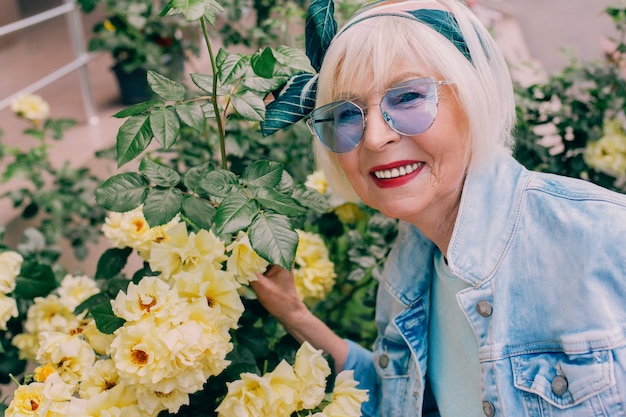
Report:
112,65,153,105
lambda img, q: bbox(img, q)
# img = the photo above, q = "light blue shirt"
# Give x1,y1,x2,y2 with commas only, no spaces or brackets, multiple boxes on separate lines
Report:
344,151,626,417
427,250,482,417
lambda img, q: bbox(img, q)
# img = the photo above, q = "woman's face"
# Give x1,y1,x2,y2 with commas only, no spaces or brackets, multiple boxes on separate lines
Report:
335,69,471,228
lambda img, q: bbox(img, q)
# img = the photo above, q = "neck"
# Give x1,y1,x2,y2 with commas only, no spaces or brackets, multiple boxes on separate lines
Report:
405,190,461,259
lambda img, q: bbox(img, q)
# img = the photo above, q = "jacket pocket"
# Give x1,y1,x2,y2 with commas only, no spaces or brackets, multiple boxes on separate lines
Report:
511,350,615,409
373,336,418,416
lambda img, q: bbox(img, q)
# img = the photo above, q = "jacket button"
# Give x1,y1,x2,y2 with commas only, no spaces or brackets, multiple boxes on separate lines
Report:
482,401,495,417
378,354,390,368
476,300,493,317
551,375,568,396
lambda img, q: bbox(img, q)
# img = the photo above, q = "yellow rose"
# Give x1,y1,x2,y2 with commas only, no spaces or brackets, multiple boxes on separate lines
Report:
333,202,366,224
293,341,331,410
102,207,180,260
584,118,626,177
305,170,328,195
0,251,22,293
78,359,119,398
216,360,299,417
149,223,227,279
68,383,141,416
33,364,56,383
216,372,276,417
322,370,369,417
57,274,100,311
5,382,45,417
36,332,96,386
226,232,269,285
0,293,18,330
111,276,182,324
10,94,50,122
294,230,337,305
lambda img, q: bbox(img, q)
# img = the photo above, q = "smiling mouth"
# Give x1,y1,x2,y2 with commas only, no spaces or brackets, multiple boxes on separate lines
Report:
373,162,423,179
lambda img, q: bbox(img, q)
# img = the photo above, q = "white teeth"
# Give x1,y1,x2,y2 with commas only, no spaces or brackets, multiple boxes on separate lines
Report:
374,163,421,179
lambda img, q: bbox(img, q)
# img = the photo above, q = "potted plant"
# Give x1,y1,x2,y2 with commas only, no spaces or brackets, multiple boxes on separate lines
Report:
77,0,199,104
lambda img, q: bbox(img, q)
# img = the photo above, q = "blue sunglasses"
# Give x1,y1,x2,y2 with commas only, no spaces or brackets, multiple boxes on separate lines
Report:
307,77,452,153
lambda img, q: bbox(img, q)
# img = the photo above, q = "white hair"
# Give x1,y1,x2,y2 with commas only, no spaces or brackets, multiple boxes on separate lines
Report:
313,0,516,200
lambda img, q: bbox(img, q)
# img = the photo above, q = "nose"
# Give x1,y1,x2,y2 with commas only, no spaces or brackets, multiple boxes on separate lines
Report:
361,104,401,151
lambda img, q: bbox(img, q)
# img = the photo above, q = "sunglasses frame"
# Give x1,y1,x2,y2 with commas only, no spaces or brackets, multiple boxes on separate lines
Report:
306,77,453,153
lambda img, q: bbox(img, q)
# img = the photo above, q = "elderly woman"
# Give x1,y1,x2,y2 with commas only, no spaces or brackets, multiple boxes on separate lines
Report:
252,0,626,416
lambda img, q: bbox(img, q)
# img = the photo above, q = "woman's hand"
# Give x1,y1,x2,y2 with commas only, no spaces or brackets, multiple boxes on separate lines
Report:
250,265,309,329
250,265,349,370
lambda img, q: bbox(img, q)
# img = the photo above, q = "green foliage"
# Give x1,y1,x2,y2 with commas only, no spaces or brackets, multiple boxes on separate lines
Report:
0,116,105,261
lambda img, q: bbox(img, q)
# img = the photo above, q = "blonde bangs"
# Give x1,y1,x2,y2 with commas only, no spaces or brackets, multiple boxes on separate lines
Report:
318,17,435,104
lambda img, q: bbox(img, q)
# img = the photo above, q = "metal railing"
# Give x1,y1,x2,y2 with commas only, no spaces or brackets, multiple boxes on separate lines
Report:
0,0,99,124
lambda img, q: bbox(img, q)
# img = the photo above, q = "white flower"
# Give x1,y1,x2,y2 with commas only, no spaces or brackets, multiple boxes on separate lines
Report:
0,251,22,293
10,94,50,122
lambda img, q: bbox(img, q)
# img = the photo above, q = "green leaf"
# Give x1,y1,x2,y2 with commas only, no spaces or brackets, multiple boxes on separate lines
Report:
91,301,125,334
217,49,249,85
139,158,181,187
175,102,206,132
112,100,161,118
243,73,289,95
182,195,216,231
199,169,240,197
243,160,283,188
305,0,337,71
273,45,316,75
75,292,116,316
147,70,186,101
14,261,58,299
184,162,215,194
260,73,317,136
214,192,258,234
150,106,180,149
95,172,149,212
202,0,224,25
249,212,298,269
253,188,307,216
142,187,184,226
116,115,153,167
170,0,206,21
291,185,330,213
251,47,276,79
231,90,266,121
190,73,229,95
95,247,133,279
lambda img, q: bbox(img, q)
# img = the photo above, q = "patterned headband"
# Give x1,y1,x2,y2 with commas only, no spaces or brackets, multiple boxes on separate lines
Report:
260,0,471,137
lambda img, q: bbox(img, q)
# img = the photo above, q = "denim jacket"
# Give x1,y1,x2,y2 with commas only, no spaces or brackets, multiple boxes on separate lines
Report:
344,151,626,417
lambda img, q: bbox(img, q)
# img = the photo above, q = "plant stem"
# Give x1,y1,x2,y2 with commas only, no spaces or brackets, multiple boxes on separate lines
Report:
200,17,228,169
